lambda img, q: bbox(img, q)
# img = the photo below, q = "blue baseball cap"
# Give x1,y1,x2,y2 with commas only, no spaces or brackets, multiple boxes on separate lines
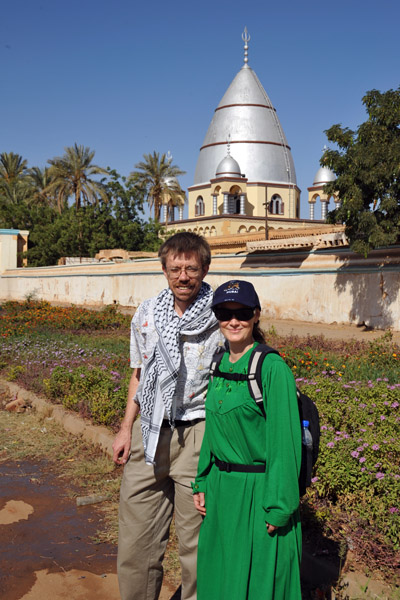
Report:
212,280,261,309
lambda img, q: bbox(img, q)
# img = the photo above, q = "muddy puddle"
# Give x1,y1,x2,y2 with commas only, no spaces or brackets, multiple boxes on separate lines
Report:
0,458,119,599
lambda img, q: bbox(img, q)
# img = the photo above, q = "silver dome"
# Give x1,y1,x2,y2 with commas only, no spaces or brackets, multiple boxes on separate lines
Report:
215,154,241,178
313,166,335,185
193,65,297,186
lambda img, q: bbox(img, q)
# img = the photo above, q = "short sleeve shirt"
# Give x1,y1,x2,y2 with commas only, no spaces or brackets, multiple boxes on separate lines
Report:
130,296,224,420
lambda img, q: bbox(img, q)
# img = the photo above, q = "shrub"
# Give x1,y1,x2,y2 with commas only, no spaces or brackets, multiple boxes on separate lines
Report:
44,364,129,427
6,365,26,381
301,377,400,559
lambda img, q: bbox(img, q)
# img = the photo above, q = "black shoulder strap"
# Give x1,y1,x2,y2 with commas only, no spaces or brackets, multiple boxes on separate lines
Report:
210,344,280,397
210,348,249,381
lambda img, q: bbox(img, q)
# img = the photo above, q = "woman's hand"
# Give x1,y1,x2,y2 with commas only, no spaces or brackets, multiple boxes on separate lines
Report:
193,492,206,516
266,522,278,534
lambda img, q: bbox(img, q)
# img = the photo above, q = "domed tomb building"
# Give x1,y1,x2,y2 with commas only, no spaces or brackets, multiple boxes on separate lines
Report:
163,30,342,252
168,30,303,241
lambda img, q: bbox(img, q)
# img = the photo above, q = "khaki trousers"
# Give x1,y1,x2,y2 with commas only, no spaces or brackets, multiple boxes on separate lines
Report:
118,418,204,600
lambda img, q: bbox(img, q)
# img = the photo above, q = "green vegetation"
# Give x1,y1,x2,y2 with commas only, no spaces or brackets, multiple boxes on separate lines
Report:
323,87,400,255
0,146,170,266
1,300,399,585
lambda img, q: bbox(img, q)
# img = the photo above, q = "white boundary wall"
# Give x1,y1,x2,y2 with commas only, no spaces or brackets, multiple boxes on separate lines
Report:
1,246,400,331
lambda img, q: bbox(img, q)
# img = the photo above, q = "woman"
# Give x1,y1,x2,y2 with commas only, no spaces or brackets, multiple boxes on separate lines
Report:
193,280,302,599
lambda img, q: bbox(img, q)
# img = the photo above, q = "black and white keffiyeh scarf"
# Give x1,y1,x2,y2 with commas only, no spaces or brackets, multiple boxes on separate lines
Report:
137,281,217,465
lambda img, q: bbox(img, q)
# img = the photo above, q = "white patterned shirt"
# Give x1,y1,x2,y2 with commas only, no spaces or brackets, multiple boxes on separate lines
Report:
130,295,224,420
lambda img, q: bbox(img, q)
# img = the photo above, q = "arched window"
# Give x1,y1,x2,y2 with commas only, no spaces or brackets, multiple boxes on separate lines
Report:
167,205,175,222
227,193,240,214
195,196,205,216
227,186,241,214
269,194,284,215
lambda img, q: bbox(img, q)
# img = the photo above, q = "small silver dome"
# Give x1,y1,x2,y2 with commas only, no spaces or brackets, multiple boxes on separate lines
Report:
163,176,178,186
215,154,241,178
313,166,335,185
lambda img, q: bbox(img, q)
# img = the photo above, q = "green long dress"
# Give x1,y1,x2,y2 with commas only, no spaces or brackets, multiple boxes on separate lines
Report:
193,343,302,600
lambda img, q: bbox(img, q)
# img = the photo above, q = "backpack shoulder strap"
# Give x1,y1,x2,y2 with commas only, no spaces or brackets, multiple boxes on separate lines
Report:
210,346,225,377
210,344,280,394
247,344,280,405
210,347,249,382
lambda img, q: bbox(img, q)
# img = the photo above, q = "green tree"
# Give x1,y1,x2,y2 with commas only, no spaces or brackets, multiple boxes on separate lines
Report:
27,166,55,208
0,151,28,182
323,87,400,255
0,152,33,228
130,151,185,221
47,144,109,211
24,170,163,266
23,205,65,266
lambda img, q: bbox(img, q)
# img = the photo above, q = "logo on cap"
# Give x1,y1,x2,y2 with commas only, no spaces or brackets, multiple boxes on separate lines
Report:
225,282,240,291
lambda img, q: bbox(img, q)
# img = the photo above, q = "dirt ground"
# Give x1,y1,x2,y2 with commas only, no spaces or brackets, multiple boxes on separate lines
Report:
0,411,179,600
260,316,400,344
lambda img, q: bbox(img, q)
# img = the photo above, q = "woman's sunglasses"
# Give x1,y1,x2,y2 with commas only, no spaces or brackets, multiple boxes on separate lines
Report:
213,307,255,322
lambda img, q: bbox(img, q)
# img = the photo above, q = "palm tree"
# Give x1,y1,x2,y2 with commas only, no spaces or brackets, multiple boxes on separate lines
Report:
131,151,185,221
47,144,109,210
0,152,31,206
27,166,57,209
0,152,28,182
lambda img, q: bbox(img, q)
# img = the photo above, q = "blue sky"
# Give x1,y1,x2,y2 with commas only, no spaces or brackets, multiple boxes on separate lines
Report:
1,0,399,220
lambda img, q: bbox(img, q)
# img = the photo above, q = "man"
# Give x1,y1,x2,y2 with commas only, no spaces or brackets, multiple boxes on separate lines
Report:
112,232,223,600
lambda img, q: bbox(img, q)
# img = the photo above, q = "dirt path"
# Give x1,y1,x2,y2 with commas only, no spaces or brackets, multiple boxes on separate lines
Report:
260,316,400,344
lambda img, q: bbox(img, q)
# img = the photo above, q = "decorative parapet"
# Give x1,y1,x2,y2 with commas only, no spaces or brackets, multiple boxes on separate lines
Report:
94,249,158,262
247,229,347,252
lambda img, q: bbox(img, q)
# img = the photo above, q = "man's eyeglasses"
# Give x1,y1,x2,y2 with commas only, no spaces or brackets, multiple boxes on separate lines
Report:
166,266,201,279
213,307,255,322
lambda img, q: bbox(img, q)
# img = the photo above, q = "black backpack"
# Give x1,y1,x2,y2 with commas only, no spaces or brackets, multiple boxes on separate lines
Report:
210,344,320,496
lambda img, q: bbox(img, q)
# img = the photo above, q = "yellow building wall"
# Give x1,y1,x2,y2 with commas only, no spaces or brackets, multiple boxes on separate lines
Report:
189,180,300,221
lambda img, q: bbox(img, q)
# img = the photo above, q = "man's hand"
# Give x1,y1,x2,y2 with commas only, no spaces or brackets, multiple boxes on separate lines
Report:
193,492,206,516
112,427,132,465
112,368,141,465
